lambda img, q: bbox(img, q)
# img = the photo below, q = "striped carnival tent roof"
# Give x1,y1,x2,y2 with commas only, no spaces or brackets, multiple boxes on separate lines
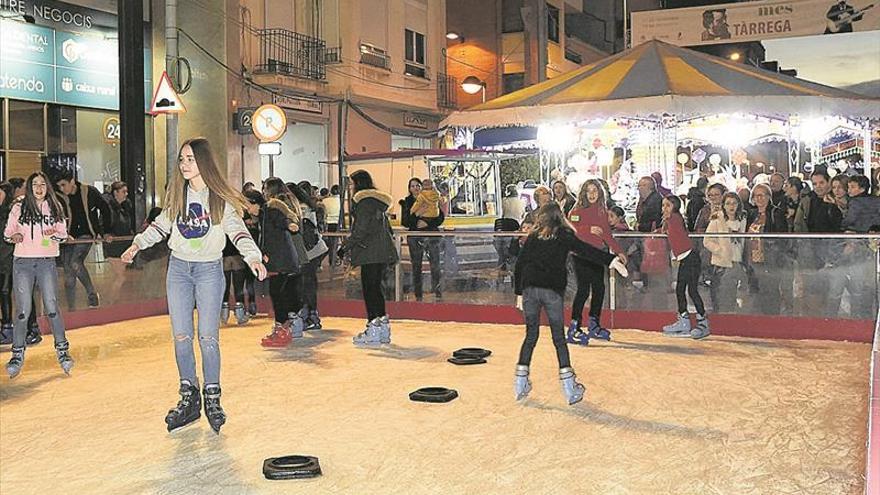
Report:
442,40,880,128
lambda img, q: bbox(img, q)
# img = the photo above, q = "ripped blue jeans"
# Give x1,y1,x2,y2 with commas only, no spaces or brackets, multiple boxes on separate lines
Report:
166,256,224,386
12,257,66,348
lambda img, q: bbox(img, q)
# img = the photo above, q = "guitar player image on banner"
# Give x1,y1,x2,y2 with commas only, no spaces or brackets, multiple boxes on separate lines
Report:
701,8,732,41
825,0,875,33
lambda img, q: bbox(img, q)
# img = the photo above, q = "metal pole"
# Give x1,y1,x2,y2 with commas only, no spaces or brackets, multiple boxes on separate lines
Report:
337,99,347,229
394,234,403,302
622,0,628,49
165,0,179,182
865,121,874,193
268,155,275,177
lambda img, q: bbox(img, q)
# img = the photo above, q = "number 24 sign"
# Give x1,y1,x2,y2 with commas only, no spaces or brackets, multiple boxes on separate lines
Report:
103,117,121,144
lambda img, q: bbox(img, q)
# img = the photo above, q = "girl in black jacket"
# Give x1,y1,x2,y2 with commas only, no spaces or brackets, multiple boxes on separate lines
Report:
339,170,399,346
259,178,304,348
513,203,628,405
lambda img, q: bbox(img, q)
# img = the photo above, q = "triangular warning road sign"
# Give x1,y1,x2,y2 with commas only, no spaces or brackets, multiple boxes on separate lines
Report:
150,71,186,115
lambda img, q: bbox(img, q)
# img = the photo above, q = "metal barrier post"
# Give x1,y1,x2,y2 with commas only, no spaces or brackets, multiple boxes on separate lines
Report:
394,234,403,302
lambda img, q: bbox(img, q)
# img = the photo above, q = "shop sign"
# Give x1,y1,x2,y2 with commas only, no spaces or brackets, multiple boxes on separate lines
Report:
0,19,149,111
55,30,117,73
0,58,55,101
56,67,118,109
273,94,322,114
103,116,120,144
1,0,117,33
0,19,54,65
404,113,429,129
632,0,880,47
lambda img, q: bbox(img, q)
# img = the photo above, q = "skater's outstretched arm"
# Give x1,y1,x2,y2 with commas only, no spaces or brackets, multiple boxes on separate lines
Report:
122,210,173,262
561,230,615,267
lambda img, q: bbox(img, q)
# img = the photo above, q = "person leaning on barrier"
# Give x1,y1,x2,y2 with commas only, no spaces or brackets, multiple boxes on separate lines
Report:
745,184,789,315
54,170,113,310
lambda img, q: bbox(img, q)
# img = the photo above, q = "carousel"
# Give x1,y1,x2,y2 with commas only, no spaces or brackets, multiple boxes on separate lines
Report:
443,40,880,211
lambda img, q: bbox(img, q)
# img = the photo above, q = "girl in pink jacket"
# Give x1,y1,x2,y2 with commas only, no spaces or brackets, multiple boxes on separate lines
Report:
3,172,72,378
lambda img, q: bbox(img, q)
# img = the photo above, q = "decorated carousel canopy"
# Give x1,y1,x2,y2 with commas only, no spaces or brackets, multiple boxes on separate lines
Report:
442,40,880,128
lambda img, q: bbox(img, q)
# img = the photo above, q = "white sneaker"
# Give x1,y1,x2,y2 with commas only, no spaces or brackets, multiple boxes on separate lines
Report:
610,258,629,278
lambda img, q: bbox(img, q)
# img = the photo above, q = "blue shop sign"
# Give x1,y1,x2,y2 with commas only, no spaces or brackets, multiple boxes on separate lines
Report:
0,58,55,101
0,19,54,65
0,18,151,111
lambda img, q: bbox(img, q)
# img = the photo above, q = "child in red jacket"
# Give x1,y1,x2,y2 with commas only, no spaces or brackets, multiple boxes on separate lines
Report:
567,179,627,345
661,195,710,339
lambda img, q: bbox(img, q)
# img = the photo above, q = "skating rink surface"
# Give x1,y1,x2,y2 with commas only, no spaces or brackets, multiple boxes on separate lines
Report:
0,315,871,495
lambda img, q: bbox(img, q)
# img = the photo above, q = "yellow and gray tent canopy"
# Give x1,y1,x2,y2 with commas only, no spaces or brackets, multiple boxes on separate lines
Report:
442,40,880,128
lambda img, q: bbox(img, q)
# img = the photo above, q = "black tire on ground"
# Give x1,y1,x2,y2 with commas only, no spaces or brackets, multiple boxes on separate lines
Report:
409,387,459,403
263,455,322,480
452,348,492,359
447,356,487,365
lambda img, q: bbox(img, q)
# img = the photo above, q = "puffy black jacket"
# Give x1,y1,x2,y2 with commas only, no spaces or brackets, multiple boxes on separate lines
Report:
344,189,399,267
260,199,301,274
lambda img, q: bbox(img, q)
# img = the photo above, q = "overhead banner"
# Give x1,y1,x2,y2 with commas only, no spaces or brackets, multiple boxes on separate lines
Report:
632,0,880,47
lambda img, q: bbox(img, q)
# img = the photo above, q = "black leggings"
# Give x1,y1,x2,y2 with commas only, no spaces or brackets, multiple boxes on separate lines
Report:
223,269,246,304
360,263,387,321
300,258,320,312
676,251,706,316
269,273,303,324
571,256,606,322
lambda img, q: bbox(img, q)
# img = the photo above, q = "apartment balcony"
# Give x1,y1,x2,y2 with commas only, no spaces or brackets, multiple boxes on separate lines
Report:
255,28,328,81
437,73,458,110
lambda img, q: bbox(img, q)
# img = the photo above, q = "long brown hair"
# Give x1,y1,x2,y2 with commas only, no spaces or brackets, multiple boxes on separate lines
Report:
575,179,606,210
531,203,574,240
20,171,65,225
263,177,302,220
164,137,246,223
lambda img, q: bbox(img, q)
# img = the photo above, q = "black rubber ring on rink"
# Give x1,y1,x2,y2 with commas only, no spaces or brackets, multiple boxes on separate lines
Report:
409,387,459,403
452,348,492,359
263,455,322,480
447,356,487,365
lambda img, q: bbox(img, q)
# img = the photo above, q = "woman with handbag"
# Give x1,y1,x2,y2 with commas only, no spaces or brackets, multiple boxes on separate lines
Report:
290,181,328,330
259,178,306,347
661,195,710,339
337,170,399,346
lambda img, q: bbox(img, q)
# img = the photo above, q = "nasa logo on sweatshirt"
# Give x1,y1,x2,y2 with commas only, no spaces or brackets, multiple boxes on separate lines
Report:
178,203,211,239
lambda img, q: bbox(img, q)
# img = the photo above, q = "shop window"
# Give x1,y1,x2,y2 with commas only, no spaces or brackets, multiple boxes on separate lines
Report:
503,73,525,94
8,101,44,152
502,0,524,33
6,152,43,181
48,106,78,155
392,135,431,150
548,4,560,43
404,29,427,79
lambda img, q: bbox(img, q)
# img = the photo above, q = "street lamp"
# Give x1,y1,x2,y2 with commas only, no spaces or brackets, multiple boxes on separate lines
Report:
446,31,462,40
461,75,486,103
729,52,741,61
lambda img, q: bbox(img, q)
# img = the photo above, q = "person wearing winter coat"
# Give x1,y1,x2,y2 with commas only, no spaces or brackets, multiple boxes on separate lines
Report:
259,178,307,348
338,170,399,346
